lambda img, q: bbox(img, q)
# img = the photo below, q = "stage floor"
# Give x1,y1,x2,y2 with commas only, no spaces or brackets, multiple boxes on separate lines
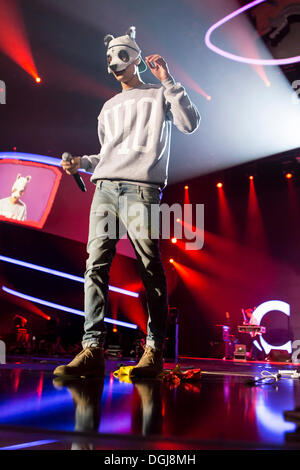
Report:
1,355,300,451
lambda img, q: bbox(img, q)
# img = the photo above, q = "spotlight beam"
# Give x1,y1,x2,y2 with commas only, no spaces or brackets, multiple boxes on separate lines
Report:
0,0,39,79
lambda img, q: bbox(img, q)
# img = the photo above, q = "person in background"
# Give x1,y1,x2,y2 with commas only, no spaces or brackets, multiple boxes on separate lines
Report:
0,174,31,221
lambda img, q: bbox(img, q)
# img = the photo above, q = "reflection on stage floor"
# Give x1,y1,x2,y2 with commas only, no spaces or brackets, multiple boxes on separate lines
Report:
0,356,300,450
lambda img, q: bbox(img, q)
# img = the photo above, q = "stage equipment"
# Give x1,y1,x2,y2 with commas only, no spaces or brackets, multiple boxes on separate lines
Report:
278,370,300,379
210,324,234,360
165,307,179,361
238,324,266,360
106,327,123,358
238,325,266,334
10,315,30,353
266,349,291,362
234,344,247,361
13,314,27,329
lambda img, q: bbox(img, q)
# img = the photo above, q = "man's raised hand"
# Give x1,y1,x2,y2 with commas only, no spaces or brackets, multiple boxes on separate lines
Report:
145,55,170,82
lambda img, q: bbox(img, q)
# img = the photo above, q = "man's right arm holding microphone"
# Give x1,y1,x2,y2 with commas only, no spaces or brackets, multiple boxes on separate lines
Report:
60,153,101,192
60,156,81,175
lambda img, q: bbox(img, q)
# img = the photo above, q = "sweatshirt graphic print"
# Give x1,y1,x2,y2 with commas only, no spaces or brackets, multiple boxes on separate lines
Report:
80,75,200,188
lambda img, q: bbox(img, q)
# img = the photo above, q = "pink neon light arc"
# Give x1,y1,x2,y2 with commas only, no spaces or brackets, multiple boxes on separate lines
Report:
204,0,300,66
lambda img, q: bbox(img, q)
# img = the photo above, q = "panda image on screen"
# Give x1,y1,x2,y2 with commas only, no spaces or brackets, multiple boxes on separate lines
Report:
0,174,31,221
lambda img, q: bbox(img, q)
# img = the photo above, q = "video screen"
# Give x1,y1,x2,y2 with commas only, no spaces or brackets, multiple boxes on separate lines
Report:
0,159,62,229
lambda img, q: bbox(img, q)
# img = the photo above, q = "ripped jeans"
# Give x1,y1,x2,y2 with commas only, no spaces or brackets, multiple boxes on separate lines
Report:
82,180,168,351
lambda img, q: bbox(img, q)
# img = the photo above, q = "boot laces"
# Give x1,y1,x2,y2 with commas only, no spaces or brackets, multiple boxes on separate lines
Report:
142,346,155,364
76,347,94,362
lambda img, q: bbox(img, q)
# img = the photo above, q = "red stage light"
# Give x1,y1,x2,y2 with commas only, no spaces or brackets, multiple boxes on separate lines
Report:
0,0,39,80
285,172,293,180
171,237,177,244
216,182,223,188
112,327,118,333
35,77,41,83
184,185,189,190
249,175,254,180
176,218,181,223
246,171,268,250
169,258,174,264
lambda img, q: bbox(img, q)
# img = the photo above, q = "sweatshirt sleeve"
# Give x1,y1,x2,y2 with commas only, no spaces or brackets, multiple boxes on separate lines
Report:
19,204,26,221
80,154,101,173
162,74,201,134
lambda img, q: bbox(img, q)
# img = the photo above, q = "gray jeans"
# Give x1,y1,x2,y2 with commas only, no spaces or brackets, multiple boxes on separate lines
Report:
82,180,168,351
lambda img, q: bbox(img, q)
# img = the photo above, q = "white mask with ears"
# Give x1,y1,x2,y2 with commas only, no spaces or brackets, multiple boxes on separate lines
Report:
104,26,147,74
11,174,31,198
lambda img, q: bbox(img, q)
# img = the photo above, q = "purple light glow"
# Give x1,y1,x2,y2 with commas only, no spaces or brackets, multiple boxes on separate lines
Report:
204,0,300,66
0,255,139,298
0,440,58,450
2,286,138,330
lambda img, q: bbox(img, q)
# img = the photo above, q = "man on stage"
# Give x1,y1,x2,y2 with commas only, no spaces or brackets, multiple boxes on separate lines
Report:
54,26,200,378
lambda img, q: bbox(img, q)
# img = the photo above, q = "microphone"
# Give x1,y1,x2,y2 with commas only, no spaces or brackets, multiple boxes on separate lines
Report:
61,152,86,192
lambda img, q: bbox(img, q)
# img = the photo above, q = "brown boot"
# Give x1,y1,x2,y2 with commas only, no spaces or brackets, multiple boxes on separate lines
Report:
130,346,163,378
53,347,105,378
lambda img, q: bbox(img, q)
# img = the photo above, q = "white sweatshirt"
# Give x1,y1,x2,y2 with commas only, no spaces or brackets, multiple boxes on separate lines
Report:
0,197,27,221
80,75,200,189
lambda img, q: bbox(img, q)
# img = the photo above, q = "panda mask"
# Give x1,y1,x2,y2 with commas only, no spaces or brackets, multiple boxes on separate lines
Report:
11,174,31,199
104,26,147,75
